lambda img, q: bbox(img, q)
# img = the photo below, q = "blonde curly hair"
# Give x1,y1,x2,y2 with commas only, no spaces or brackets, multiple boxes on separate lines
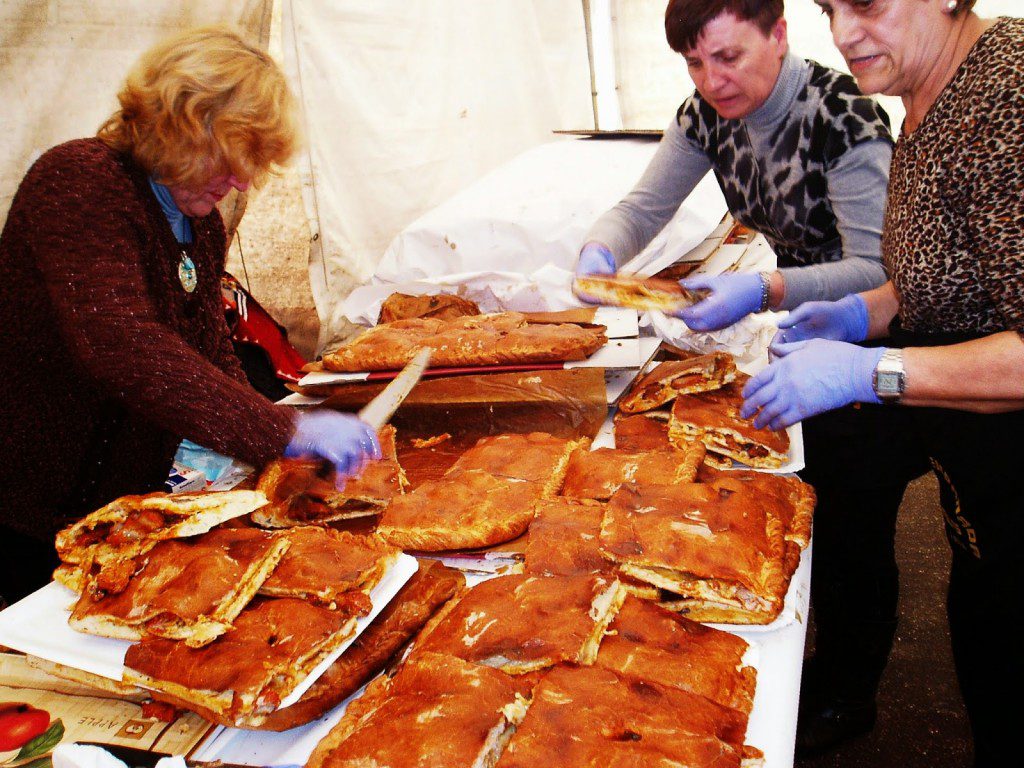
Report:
98,26,299,190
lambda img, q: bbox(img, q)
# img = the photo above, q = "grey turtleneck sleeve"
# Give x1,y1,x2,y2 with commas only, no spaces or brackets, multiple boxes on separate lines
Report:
776,141,890,307
585,115,712,262
584,52,891,309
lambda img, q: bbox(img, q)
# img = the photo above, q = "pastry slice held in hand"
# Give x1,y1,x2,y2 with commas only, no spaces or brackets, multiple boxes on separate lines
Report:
572,274,709,312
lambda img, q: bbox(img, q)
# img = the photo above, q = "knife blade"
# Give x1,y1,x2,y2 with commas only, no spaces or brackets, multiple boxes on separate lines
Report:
357,347,432,431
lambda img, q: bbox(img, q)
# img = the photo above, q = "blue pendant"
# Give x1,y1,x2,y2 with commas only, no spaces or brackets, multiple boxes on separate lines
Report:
178,253,198,293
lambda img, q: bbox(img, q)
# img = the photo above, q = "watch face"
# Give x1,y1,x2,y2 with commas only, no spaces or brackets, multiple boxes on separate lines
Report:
877,371,901,392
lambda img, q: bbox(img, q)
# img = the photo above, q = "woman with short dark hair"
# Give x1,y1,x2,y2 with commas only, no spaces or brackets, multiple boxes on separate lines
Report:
576,0,927,756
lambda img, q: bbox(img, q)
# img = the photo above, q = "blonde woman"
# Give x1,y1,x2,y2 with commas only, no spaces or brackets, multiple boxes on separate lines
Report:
0,27,379,603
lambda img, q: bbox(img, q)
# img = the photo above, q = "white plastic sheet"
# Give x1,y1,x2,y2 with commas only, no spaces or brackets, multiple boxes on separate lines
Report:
339,137,726,327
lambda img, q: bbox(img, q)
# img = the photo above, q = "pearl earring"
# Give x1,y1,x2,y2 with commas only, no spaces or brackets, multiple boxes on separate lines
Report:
946,0,958,11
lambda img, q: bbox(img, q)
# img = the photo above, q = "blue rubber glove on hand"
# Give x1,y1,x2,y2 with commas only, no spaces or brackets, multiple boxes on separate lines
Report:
676,273,764,331
573,242,617,304
285,410,382,489
740,340,885,431
575,242,617,277
774,294,869,346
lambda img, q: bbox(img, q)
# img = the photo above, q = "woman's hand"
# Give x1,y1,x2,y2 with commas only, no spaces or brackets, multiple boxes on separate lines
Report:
740,339,885,430
575,242,617,277
775,294,869,345
675,273,763,331
285,410,382,488
573,242,617,304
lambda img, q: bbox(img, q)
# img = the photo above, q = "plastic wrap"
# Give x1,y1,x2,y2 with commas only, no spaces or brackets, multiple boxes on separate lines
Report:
310,368,608,449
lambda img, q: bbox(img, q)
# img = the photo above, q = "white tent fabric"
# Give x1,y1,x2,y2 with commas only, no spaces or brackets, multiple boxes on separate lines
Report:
0,1,270,222
280,0,593,351
2,0,1020,356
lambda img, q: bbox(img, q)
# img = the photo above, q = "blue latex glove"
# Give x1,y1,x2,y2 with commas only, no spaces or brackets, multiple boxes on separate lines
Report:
740,340,885,430
285,410,381,488
573,242,617,304
575,242,617,277
676,273,764,331
774,294,869,346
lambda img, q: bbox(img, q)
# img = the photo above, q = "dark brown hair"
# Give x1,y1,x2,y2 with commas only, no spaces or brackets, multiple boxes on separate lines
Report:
665,0,785,54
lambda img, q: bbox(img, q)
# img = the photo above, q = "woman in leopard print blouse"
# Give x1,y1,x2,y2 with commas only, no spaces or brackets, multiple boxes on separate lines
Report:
743,2,1024,764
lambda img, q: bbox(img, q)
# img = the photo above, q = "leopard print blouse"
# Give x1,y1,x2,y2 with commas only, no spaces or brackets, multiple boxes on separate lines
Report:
679,61,891,268
883,17,1024,335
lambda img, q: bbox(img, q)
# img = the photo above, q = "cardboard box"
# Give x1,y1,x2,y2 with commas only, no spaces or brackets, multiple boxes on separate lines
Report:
0,653,213,761
164,463,206,494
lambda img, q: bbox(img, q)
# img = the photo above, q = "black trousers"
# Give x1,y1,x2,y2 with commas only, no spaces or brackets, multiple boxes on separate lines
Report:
0,525,61,607
799,401,929,701
914,406,1023,768
889,323,1023,766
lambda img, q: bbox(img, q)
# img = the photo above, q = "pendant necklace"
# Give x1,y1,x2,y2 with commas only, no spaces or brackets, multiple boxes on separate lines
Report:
178,250,198,293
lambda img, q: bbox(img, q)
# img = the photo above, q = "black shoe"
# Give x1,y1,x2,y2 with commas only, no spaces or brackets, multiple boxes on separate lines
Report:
796,697,877,758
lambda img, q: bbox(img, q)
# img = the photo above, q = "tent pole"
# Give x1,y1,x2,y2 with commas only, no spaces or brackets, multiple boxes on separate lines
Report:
582,0,600,130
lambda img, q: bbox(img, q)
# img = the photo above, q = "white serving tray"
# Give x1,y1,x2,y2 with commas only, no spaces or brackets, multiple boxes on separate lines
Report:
589,307,639,339
191,551,811,768
0,554,418,709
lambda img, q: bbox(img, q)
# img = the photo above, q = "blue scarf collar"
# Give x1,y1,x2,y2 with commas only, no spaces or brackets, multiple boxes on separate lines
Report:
148,178,193,244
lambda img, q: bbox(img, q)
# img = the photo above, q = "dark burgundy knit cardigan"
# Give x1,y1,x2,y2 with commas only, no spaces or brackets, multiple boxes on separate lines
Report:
0,138,295,541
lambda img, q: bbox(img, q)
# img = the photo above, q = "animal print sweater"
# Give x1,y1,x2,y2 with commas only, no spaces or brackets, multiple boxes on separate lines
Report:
587,53,893,309
884,17,1024,336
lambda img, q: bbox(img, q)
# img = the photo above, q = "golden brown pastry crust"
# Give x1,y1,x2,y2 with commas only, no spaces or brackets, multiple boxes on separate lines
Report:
522,498,611,577
522,500,658,599
708,471,815,549
596,596,757,716
600,480,795,623
668,377,790,469
618,353,738,414
377,470,543,551
305,653,531,768
123,596,367,726
244,561,464,731
322,312,606,372
572,274,710,313
495,664,749,768
257,527,399,605
560,445,705,501
411,573,626,674
445,433,589,497
69,527,290,647
252,426,406,527
377,292,481,323
612,411,674,451
378,433,589,552
54,490,269,594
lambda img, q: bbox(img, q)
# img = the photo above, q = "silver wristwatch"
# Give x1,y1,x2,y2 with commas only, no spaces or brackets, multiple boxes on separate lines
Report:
872,349,906,403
